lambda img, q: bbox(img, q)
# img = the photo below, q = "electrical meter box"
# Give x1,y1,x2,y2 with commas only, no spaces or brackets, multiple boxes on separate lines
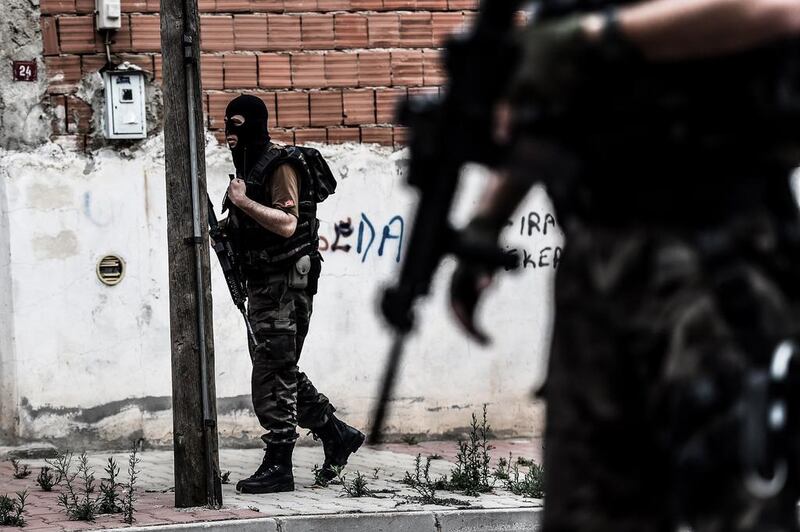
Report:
96,0,122,30
103,67,147,140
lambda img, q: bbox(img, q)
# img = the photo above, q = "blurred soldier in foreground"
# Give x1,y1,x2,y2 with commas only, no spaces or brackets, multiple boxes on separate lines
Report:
449,1,800,531
220,95,364,494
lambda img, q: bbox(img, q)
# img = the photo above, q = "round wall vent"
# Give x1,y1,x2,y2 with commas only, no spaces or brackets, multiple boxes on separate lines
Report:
97,255,125,286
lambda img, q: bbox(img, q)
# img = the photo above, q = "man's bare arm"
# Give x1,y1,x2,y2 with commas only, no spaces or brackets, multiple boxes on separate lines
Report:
226,177,298,238
584,0,800,61
235,198,298,238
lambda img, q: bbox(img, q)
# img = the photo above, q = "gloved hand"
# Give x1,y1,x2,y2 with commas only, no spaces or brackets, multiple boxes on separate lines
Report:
508,14,593,110
507,11,641,116
449,219,504,345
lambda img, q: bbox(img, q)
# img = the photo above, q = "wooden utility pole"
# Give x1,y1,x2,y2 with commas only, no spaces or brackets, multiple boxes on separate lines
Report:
161,0,223,508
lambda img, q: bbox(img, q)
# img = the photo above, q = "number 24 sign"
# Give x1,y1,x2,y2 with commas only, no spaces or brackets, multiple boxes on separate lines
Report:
13,61,37,82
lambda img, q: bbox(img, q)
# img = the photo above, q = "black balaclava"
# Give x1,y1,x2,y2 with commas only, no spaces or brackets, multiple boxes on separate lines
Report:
225,95,272,176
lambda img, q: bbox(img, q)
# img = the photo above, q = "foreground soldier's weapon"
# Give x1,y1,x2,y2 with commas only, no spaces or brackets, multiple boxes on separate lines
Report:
369,0,523,443
207,194,257,346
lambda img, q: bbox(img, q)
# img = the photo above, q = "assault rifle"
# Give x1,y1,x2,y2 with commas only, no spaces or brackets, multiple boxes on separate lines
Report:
207,192,257,346
369,0,523,443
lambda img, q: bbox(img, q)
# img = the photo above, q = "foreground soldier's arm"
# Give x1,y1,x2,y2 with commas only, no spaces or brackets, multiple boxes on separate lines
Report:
450,0,800,341
227,176,298,238
587,0,800,60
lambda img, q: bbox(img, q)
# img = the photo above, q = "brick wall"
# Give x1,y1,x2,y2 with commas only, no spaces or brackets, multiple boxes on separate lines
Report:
41,0,478,150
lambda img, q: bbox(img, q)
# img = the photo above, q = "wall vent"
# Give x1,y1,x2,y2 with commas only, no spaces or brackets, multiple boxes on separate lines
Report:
96,255,125,286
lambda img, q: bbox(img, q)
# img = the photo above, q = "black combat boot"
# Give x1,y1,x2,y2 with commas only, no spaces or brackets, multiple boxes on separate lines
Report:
313,414,365,482
236,442,295,494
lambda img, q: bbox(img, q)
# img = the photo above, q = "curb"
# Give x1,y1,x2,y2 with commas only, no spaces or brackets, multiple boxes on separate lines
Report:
105,508,543,532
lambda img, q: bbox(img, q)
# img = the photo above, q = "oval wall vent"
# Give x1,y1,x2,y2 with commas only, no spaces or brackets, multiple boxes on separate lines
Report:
97,255,125,286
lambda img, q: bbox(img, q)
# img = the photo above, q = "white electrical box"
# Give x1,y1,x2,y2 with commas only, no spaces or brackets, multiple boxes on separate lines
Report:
103,67,147,140
96,0,122,30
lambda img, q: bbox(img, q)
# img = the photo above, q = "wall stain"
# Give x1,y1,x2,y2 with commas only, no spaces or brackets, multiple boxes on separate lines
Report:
31,230,79,260
26,183,72,210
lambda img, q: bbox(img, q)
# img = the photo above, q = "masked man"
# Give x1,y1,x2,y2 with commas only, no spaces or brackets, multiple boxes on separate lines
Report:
222,94,364,494
451,1,800,531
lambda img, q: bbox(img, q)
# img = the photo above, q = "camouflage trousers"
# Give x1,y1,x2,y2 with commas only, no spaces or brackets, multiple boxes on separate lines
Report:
542,214,800,532
246,272,332,445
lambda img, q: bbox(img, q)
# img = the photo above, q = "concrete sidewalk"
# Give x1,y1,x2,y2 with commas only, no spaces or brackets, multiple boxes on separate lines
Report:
0,439,543,531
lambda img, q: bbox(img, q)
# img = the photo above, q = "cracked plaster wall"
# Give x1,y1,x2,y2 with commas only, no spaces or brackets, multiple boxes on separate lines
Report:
0,138,561,448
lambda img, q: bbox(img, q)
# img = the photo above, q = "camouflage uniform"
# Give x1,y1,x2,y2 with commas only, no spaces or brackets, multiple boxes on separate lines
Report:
245,258,332,445
543,210,800,532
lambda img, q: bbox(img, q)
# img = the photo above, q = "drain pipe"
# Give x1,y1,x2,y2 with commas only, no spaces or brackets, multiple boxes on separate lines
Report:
182,31,219,507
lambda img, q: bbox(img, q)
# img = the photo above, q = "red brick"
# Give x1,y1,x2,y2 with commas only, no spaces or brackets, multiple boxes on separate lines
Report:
199,0,217,11
267,15,302,50
327,127,360,144
375,87,405,123
103,14,133,52
383,0,415,9
146,0,160,10
45,56,82,93
131,15,161,52
201,55,224,89
447,0,476,9
66,95,93,134
294,128,327,144
301,14,334,50
81,55,108,77
350,0,382,9
42,17,60,55
432,12,463,44
251,0,284,12
334,13,367,49
59,16,97,53
234,14,269,50
462,11,477,32
41,0,76,14
216,0,253,11
393,125,409,147
276,91,309,127
310,91,343,126
50,95,68,135
283,0,317,11
208,92,237,129
258,53,292,88
75,0,95,13
224,54,259,88
324,52,358,88
399,12,432,48
408,86,439,99
201,15,235,52
153,54,163,82
317,0,349,11
343,88,374,125
417,0,448,9
121,0,148,11
391,50,423,86
271,127,295,144
360,126,392,146
423,48,445,86
213,129,228,145
357,51,390,87
367,13,399,48
290,53,325,89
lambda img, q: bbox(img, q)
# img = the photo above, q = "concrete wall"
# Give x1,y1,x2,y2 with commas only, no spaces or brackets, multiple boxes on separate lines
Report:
0,139,563,449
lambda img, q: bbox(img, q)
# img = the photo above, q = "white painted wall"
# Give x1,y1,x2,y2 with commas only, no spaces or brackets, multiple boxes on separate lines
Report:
0,138,563,448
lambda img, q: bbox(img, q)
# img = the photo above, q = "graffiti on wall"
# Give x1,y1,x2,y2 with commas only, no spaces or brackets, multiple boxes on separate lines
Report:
318,210,562,271
319,214,405,263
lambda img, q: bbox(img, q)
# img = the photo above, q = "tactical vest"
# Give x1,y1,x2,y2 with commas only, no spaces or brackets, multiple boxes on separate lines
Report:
229,145,320,270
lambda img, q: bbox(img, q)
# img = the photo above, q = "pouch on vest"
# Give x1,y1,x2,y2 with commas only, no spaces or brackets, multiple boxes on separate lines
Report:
288,255,312,290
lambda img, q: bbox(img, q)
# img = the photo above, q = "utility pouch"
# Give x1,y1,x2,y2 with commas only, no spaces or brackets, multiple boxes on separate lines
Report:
288,255,311,290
